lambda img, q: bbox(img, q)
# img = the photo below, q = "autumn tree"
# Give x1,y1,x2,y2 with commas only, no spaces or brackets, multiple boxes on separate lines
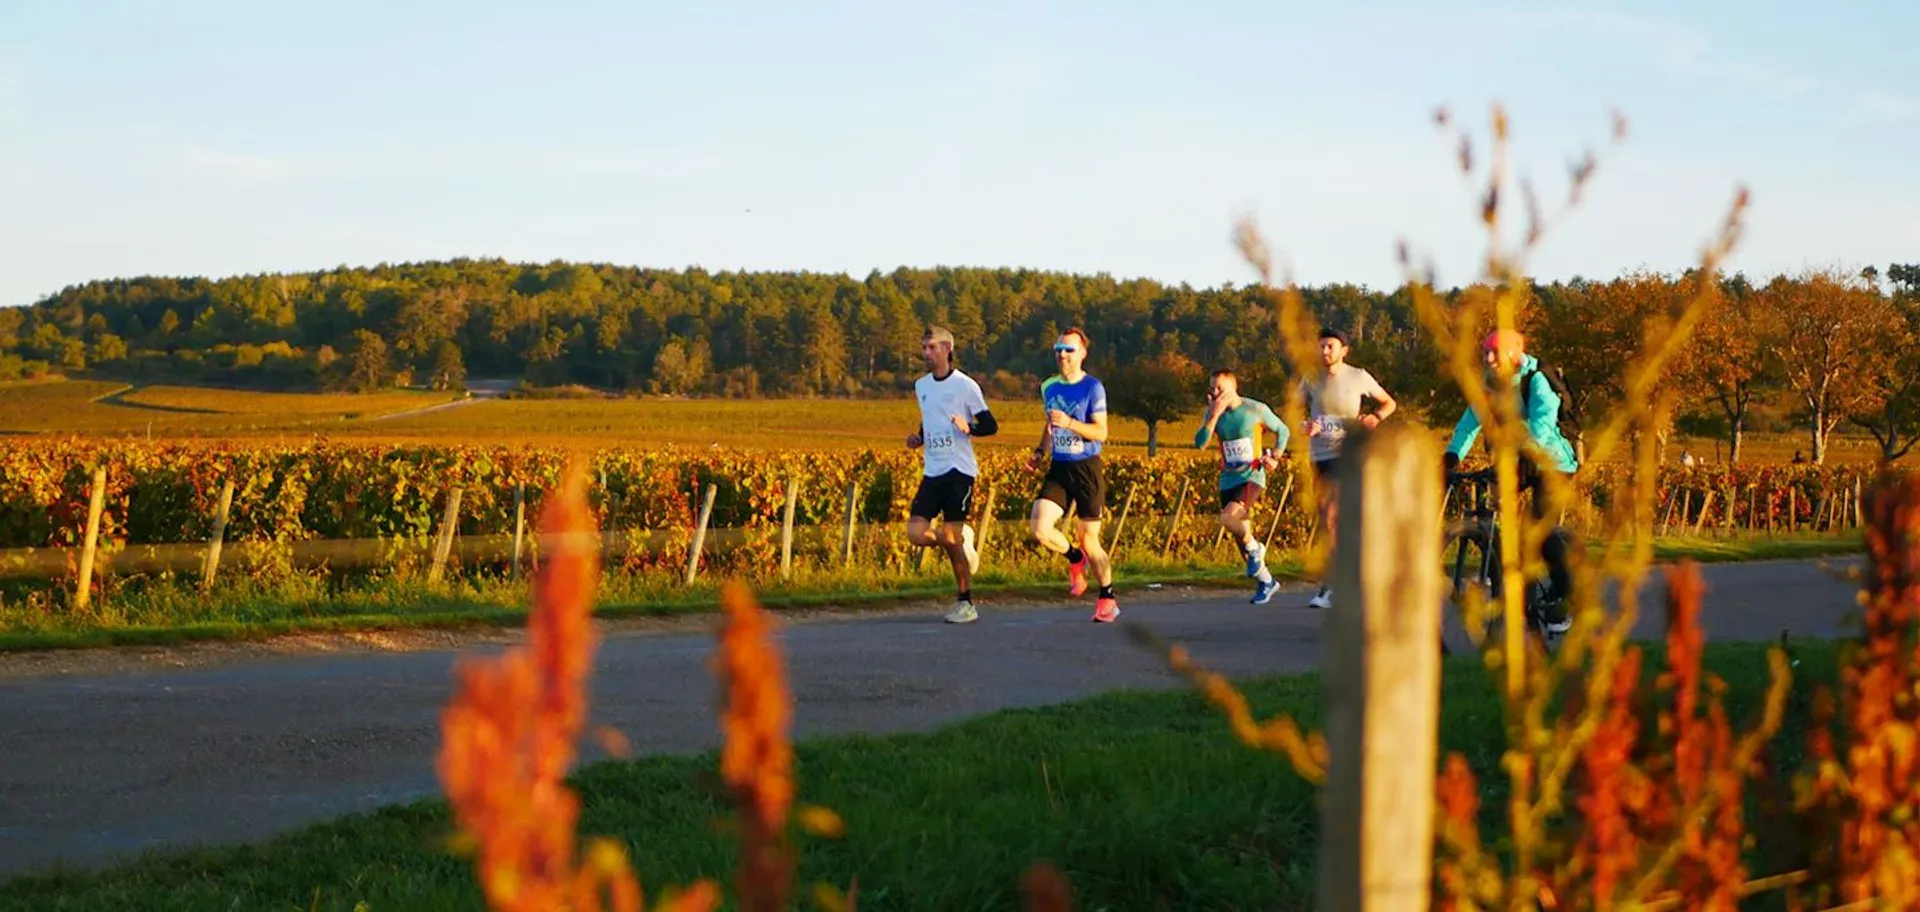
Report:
1758,267,1901,464
1677,273,1779,462
1846,291,1920,463
1528,270,1690,461
1107,351,1203,457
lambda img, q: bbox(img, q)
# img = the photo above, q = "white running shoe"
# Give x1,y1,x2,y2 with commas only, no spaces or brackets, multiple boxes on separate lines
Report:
961,524,979,575
1308,586,1333,609
944,600,978,624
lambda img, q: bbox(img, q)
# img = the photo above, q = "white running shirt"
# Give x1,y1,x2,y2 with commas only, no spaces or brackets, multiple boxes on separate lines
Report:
915,369,990,477
1299,364,1390,463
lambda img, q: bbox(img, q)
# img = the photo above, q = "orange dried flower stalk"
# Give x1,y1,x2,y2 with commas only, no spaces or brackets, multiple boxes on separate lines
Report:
437,463,719,912
713,580,798,912
1127,627,1329,782
1019,861,1076,912
1796,470,1920,908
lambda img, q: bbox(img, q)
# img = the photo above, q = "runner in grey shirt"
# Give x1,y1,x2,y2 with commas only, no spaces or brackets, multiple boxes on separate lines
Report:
1297,327,1397,609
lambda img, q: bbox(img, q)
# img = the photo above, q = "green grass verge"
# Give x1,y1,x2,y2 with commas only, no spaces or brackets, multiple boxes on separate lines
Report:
0,532,1860,654
0,637,1840,910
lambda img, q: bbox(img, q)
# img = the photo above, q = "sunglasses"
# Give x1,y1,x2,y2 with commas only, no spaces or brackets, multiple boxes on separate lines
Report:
1052,343,1079,353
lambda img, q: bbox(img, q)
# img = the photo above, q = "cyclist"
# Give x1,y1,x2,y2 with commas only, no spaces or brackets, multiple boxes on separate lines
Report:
905,326,997,624
1026,328,1120,623
1298,327,1396,609
1193,368,1289,604
1441,329,1577,634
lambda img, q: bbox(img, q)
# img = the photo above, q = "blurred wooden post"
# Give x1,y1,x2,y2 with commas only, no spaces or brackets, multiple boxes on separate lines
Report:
840,482,858,566
74,466,108,610
1854,477,1864,529
427,485,463,586
779,476,798,581
510,484,526,580
1316,423,1442,912
685,483,717,585
201,477,236,591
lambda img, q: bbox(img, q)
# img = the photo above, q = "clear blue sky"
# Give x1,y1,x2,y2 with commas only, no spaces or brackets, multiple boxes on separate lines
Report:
2,0,1914,308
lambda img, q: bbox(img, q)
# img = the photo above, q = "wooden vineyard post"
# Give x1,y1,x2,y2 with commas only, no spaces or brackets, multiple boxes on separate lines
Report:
1105,486,1135,563
780,475,799,581
427,485,464,586
840,481,858,567
1693,489,1715,536
1315,422,1442,912
510,483,526,580
1854,476,1864,529
1162,477,1191,557
685,483,717,586
201,477,236,592
1788,487,1798,533
74,465,108,611
975,484,999,562
1263,472,1294,550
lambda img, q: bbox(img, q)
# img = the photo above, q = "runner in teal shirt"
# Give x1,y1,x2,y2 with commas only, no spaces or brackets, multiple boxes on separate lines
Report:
1193,369,1289,604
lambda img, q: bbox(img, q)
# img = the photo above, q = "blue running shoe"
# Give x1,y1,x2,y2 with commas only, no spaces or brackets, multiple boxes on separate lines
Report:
1251,577,1280,605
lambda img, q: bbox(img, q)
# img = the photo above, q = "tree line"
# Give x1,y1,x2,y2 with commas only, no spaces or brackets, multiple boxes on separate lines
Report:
1,259,1915,463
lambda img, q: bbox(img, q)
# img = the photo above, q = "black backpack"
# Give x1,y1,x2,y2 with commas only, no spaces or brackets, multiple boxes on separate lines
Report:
1520,361,1583,446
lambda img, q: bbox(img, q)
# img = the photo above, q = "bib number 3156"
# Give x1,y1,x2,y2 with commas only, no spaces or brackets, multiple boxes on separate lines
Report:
1220,437,1255,466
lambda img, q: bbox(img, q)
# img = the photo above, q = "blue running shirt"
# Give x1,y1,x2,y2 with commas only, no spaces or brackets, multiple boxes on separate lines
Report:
1041,374,1107,462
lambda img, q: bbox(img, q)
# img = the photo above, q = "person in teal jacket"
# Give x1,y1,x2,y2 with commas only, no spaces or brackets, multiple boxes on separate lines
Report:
1441,329,1577,631
1193,368,1289,605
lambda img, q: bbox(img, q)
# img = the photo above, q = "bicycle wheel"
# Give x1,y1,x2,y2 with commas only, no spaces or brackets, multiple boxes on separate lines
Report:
1439,524,1497,655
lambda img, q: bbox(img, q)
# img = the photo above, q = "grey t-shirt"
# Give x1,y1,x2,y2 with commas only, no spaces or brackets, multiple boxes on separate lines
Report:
1299,365,1389,462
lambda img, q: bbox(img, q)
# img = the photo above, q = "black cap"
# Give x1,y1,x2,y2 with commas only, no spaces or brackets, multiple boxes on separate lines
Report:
1318,327,1350,347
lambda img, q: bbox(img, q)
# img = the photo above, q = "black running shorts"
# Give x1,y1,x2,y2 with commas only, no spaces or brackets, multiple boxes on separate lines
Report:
910,469,975,523
1219,481,1264,511
1038,456,1106,520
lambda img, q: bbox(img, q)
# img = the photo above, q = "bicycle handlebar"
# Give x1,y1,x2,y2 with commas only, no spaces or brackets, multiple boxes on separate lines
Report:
1445,468,1499,485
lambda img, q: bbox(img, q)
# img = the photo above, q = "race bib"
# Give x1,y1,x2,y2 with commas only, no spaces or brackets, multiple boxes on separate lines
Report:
926,432,955,451
1051,426,1085,454
1318,415,1348,440
1219,437,1256,465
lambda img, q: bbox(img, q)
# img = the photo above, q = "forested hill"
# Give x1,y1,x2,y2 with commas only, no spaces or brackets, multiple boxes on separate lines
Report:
3,260,1917,462
0,259,1436,399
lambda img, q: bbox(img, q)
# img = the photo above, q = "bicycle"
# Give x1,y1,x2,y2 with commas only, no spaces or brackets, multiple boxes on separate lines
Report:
1439,467,1567,659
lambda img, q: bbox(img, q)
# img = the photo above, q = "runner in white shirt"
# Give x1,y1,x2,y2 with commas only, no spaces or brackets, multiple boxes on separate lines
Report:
1298,327,1396,609
905,326,999,624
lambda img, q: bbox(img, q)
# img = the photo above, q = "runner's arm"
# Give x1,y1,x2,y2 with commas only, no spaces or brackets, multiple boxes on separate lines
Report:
1069,380,1111,443
1363,371,1397,424
967,409,998,437
962,379,998,437
1255,401,1291,451
1445,406,1481,461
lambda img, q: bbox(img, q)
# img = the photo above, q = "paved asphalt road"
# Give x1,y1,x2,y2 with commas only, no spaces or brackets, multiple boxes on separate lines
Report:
0,557,1866,881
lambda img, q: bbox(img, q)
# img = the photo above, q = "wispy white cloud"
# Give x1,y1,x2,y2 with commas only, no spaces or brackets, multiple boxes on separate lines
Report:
1848,88,1920,124
169,142,718,188
0,56,24,130
1485,9,1816,97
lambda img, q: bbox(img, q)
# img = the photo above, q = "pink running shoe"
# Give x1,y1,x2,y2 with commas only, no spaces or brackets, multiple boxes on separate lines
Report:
1092,596,1120,623
1067,557,1088,597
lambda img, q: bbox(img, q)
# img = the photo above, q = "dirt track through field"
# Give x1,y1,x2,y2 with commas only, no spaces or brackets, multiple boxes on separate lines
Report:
0,557,1866,881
